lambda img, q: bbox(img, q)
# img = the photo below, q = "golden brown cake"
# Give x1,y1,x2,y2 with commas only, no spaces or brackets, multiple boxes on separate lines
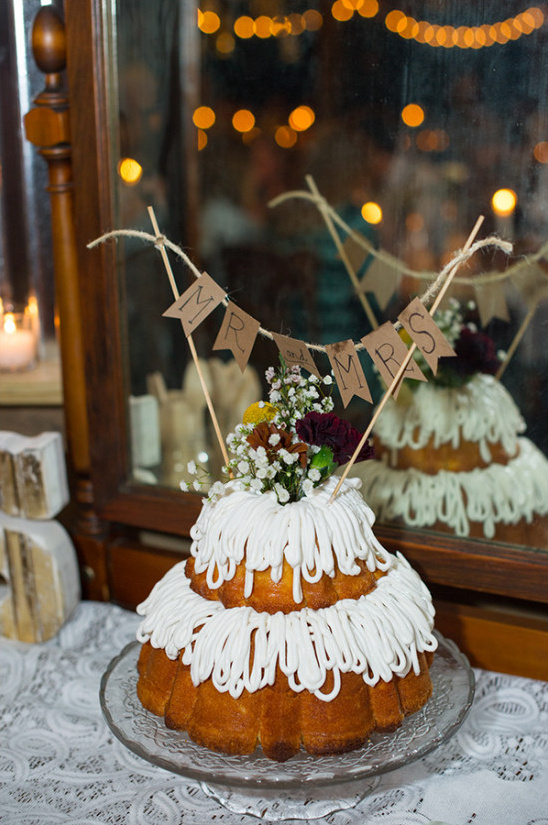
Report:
135,360,438,761
355,374,548,546
135,476,438,761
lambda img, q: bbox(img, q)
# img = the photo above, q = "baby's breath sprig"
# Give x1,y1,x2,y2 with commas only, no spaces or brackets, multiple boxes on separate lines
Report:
179,460,213,494
265,358,334,431
179,359,373,505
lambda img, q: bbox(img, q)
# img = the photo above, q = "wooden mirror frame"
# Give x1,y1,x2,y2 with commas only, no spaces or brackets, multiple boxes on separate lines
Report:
26,0,547,678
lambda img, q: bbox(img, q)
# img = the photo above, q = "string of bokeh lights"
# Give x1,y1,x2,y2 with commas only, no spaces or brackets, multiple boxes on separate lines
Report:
197,3,545,50
117,3,548,231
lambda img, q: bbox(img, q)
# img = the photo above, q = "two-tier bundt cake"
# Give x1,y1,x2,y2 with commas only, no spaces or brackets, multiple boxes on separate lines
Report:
355,302,548,545
136,477,437,761
135,361,438,762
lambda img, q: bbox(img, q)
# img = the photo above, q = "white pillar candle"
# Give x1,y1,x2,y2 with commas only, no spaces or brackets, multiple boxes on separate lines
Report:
0,313,37,372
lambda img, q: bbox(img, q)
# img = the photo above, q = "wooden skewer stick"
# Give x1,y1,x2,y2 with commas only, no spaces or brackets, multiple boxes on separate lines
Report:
330,215,485,503
495,297,538,381
306,175,379,330
147,206,231,472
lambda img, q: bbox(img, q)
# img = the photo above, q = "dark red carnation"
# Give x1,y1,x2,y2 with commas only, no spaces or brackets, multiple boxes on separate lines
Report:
296,412,374,466
440,327,500,377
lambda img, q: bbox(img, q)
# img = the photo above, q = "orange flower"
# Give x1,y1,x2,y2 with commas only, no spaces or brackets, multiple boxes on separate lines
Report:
247,422,308,468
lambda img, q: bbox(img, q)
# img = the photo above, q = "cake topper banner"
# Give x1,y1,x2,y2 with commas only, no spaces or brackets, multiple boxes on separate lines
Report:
270,184,544,303
87,226,514,411
87,193,518,458
213,304,260,372
271,333,322,379
324,340,373,408
474,280,510,327
163,271,225,336
362,321,427,398
398,297,457,375
357,251,403,311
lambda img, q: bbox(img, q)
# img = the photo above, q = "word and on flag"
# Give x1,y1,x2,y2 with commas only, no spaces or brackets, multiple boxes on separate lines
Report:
163,270,457,408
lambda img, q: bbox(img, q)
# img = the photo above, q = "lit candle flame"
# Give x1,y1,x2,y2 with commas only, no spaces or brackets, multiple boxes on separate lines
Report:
4,313,16,335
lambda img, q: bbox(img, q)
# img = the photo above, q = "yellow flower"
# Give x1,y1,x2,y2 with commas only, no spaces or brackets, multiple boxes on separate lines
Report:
242,401,277,425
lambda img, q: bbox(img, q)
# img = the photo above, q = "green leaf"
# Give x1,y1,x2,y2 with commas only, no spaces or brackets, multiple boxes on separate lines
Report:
310,445,337,476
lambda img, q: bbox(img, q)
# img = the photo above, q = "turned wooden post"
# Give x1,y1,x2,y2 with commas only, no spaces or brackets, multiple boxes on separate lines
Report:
23,5,109,600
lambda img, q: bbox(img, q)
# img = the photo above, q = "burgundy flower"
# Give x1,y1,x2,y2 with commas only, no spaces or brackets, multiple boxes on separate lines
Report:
296,412,374,466
440,327,500,377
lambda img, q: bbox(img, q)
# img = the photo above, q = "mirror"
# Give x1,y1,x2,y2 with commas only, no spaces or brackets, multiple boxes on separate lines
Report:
108,0,547,549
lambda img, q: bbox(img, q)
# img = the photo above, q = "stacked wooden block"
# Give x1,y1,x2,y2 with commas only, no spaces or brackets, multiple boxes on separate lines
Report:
0,432,80,642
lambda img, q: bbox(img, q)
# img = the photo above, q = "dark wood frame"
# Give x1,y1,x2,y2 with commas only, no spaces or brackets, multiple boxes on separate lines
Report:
27,0,548,680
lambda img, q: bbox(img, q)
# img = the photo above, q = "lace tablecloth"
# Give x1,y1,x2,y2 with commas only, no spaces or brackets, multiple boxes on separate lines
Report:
1,601,547,825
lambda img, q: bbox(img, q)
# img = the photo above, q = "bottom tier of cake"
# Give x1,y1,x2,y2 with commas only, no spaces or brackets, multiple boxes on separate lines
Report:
137,642,434,762
355,437,548,545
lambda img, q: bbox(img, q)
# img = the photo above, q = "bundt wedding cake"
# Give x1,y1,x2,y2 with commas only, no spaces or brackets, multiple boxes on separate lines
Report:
356,301,548,545
135,362,438,761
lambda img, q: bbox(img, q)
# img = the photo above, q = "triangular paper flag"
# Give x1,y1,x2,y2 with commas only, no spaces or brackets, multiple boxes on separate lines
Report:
325,340,373,407
359,256,401,310
272,333,321,378
398,297,456,375
362,321,426,398
511,263,548,307
474,280,510,326
163,271,225,337
341,231,371,274
213,304,260,372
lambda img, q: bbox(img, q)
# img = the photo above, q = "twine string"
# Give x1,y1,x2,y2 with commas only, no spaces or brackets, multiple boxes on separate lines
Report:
88,229,513,353
329,215,486,502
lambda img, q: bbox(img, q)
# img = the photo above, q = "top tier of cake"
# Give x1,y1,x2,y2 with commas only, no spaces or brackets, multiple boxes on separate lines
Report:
189,475,391,605
374,373,525,463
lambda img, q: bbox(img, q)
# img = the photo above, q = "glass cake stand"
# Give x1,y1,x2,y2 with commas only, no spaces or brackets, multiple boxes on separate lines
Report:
100,632,474,820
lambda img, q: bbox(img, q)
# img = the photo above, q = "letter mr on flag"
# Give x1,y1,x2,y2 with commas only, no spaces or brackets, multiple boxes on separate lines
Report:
163,271,226,337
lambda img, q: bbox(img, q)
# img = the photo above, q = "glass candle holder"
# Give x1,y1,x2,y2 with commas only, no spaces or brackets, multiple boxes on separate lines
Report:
0,312,38,372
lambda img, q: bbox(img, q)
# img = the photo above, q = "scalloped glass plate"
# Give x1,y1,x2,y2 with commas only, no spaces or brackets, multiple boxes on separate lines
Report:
100,632,474,799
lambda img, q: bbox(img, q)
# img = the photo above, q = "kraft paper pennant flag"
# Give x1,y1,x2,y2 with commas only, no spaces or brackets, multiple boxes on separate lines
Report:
398,297,456,375
359,256,401,310
163,271,225,337
474,280,510,327
325,340,373,407
362,321,426,397
511,263,548,306
341,231,370,274
213,304,260,372
272,333,321,378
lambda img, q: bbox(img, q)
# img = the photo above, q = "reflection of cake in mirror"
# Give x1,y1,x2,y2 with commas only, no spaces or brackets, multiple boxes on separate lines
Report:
135,361,438,761
356,301,548,547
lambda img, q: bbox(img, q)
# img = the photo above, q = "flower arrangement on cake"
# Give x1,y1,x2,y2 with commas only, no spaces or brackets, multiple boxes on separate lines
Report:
181,358,374,504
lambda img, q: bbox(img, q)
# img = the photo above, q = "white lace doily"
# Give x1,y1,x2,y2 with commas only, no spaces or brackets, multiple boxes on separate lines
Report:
1,601,547,824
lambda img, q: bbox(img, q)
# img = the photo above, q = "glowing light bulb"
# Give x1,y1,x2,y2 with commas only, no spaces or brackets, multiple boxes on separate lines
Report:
361,202,383,224
491,188,517,216
288,105,315,132
193,106,216,129
401,103,425,127
232,109,255,133
118,158,143,185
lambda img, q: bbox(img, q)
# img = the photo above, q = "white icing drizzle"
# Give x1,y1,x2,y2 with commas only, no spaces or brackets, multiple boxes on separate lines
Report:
189,476,391,604
136,553,437,701
374,374,525,463
356,437,548,538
